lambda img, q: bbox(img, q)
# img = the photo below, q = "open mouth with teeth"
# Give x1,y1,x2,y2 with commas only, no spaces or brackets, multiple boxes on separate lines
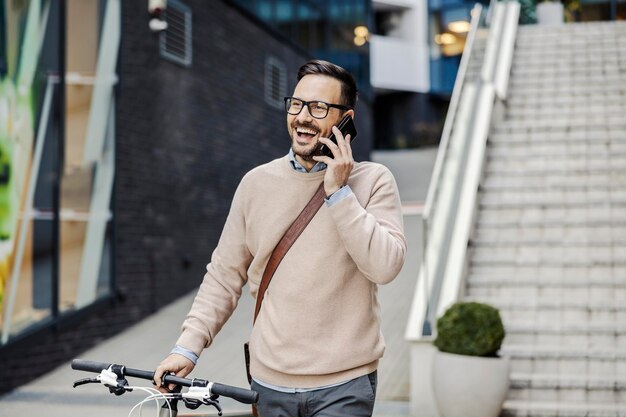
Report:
295,126,320,143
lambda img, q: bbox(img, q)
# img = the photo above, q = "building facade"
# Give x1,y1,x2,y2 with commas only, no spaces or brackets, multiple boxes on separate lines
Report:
0,0,373,393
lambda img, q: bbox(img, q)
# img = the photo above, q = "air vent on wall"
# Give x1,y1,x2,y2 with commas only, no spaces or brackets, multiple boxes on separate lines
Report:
159,0,192,67
265,57,287,109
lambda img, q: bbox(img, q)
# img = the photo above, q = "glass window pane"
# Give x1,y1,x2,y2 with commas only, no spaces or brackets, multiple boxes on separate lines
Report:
1,219,53,338
0,0,55,341
60,0,113,312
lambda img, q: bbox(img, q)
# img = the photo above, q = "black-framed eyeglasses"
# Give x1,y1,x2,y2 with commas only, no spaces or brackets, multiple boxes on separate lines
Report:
284,97,351,119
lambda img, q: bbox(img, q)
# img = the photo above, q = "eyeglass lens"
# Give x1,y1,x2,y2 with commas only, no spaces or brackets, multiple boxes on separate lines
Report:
286,98,329,119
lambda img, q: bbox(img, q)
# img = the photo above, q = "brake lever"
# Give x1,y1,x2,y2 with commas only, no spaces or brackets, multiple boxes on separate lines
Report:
73,377,99,388
182,395,221,416
204,396,222,416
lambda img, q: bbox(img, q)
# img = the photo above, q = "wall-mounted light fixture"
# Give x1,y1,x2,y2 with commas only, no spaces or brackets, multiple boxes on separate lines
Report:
448,20,471,33
354,25,369,46
149,0,168,32
434,32,457,45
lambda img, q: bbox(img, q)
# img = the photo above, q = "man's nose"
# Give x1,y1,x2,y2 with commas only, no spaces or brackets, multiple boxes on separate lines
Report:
296,105,313,122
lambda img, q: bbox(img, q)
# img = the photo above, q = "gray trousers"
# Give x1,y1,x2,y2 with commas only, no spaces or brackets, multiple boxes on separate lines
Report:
251,371,377,417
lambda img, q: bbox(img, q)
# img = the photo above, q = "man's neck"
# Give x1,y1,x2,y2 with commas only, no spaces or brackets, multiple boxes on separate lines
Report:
295,154,316,172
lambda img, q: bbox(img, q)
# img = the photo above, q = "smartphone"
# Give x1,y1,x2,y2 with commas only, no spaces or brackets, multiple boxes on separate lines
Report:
320,115,358,158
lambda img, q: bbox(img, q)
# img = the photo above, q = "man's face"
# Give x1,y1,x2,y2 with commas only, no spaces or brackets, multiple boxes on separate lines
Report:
287,74,351,162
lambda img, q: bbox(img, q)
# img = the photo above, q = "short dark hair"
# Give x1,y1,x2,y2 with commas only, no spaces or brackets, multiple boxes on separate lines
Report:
297,60,358,109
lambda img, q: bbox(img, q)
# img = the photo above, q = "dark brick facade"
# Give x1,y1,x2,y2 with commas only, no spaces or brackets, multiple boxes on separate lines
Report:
0,0,372,394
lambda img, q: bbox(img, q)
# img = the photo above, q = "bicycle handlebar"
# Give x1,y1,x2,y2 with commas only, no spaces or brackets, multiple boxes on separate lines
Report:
71,359,258,405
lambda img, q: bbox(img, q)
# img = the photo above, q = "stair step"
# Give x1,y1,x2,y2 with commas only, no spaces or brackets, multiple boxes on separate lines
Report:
511,52,625,66
513,47,626,61
506,102,626,112
501,322,626,347
507,84,626,97
494,119,626,133
514,36,626,47
505,107,626,121
489,130,626,145
509,373,626,404
481,177,626,190
508,77,626,91
504,345,626,361
501,308,623,328
513,44,624,57
485,160,626,176
472,237,626,247
477,209,626,227
504,346,626,377
512,373,626,389
489,144,626,157
478,189,626,206
502,400,626,417
510,48,625,61
471,228,626,246
470,244,626,265
482,175,626,189
486,152,626,161
507,323,626,335
467,287,625,305
465,297,626,314
507,326,625,346
510,64,625,76
467,264,626,283
506,97,626,110
467,274,625,287
488,142,626,157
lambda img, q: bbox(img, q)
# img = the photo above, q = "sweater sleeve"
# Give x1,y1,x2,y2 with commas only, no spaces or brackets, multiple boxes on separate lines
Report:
176,181,253,356
328,166,407,285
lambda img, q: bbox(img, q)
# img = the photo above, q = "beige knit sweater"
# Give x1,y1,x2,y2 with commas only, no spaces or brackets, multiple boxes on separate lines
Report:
177,155,407,388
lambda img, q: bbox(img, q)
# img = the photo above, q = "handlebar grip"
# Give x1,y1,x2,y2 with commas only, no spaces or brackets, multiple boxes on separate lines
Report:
211,383,258,404
71,359,111,373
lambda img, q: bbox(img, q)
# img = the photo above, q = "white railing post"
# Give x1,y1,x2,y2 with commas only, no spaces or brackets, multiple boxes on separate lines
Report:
494,2,521,100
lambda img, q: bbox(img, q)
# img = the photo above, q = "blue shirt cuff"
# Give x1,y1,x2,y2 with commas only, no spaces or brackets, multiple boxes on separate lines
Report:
324,185,352,206
171,345,199,365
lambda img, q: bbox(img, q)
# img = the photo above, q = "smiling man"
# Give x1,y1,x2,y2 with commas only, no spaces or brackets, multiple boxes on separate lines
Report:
155,60,407,417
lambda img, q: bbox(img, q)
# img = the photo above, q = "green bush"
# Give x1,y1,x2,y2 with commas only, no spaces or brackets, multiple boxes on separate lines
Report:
434,302,505,357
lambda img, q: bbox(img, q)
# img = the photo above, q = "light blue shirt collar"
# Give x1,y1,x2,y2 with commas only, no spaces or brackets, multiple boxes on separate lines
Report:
288,148,326,173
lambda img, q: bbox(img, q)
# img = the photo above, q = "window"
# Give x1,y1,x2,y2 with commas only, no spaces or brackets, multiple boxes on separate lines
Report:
265,56,287,109
160,0,193,68
0,0,117,344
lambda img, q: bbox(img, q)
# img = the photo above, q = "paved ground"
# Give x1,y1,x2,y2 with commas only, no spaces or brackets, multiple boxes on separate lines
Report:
0,148,437,417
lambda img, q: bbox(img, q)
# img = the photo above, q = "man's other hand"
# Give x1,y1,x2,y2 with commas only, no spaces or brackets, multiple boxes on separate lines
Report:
154,353,195,393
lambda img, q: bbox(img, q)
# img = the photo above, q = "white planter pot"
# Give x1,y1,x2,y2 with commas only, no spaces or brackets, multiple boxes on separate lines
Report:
537,2,564,25
432,351,510,417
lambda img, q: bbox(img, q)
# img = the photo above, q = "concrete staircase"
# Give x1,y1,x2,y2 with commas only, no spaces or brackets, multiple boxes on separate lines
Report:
465,22,626,417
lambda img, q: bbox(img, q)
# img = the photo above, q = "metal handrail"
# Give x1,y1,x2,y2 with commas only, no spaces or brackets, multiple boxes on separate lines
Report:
419,3,484,335
421,3,483,225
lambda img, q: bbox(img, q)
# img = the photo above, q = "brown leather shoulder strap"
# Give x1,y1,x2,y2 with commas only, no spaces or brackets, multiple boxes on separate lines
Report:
253,182,326,323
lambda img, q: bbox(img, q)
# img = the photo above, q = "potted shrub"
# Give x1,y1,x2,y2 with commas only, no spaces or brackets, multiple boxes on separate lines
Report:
431,302,509,417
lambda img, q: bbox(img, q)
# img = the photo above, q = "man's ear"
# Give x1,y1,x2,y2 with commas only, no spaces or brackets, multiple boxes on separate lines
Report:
346,109,355,120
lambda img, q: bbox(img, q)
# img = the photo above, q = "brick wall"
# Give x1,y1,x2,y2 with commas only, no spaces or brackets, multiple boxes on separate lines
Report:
0,0,372,393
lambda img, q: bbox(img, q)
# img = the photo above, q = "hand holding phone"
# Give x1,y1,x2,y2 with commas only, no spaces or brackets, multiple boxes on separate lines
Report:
319,115,357,158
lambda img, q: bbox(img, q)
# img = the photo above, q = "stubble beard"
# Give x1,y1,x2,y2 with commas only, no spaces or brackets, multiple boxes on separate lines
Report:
290,121,323,161
292,139,323,162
